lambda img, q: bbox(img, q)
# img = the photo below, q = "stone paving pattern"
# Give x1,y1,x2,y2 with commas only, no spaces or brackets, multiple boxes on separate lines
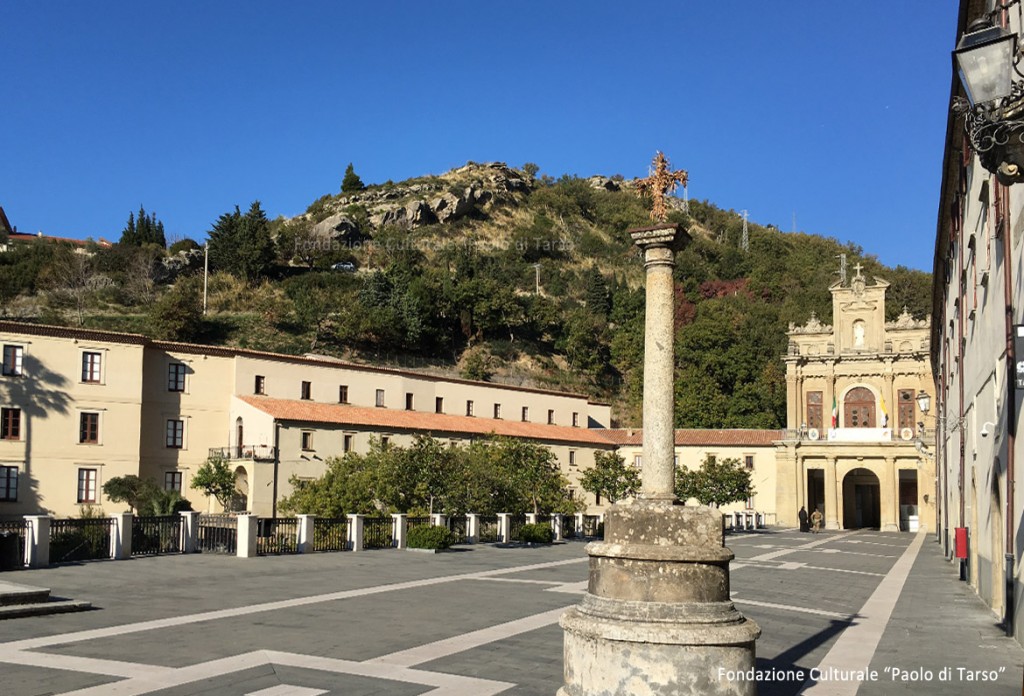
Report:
0,530,1020,695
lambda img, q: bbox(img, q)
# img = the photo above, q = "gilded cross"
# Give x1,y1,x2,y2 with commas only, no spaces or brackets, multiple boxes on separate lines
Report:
635,152,688,222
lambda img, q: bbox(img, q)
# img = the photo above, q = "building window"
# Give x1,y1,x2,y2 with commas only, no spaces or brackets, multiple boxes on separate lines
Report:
596,492,602,505
572,412,579,427
2,345,23,376
745,455,754,470
301,431,314,451
255,375,266,395
167,363,186,392
339,385,349,403
569,450,577,467
406,393,414,411
493,403,501,419
466,400,474,417
898,390,915,431
79,412,100,444
633,455,642,468
81,352,102,383
1,408,20,440
166,419,184,448
301,381,312,400
521,406,529,422
77,468,98,504
746,495,756,509
435,397,444,414
376,389,385,407
164,471,182,492
343,434,354,452
0,466,17,501
806,391,823,431
707,454,717,465
381,436,390,446
547,409,555,425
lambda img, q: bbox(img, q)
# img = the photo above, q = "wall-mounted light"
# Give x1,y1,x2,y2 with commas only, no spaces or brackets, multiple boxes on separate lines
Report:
980,421,997,437
953,14,1024,184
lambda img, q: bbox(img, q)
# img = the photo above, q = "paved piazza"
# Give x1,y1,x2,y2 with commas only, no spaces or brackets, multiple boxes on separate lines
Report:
2,529,1022,695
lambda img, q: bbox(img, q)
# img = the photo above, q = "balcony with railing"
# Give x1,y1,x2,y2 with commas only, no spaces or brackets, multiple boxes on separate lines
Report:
780,427,935,444
208,445,277,461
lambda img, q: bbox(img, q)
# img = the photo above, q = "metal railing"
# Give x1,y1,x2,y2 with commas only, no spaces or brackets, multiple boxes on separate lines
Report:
508,514,528,542
406,516,431,530
197,514,237,554
582,515,603,539
448,515,468,543
50,518,114,563
132,516,182,556
207,445,277,461
478,515,499,543
313,518,348,552
363,516,393,549
256,518,299,555
0,519,28,569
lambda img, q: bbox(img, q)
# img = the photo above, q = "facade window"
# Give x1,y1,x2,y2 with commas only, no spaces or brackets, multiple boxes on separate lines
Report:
79,412,100,444
844,387,876,428
381,436,390,446
343,434,354,453
406,393,414,411
466,400,474,417
301,431,314,451
435,397,444,414
707,454,717,465
674,455,679,467
569,450,577,467
547,409,555,425
255,375,265,395
493,403,501,419
596,492,602,505
634,455,643,468
166,419,184,448
1,408,20,440
167,363,186,392
77,468,98,504
339,385,349,403
572,412,579,427
806,391,823,431
746,495,755,509
521,406,529,422
164,471,182,492
81,352,102,383
898,390,915,431
301,381,312,400
0,465,17,501
376,389,385,407
2,345,23,376
745,455,754,469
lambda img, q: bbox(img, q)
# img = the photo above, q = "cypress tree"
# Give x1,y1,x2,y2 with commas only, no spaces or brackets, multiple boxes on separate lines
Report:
341,163,365,193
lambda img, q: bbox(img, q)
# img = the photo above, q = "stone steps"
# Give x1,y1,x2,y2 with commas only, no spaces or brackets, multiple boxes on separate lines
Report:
0,579,92,619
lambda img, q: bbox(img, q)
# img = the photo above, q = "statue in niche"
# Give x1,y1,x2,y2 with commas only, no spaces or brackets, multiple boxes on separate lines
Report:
853,320,866,347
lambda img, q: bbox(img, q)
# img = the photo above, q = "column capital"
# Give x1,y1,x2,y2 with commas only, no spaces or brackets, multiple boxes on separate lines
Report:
630,223,691,266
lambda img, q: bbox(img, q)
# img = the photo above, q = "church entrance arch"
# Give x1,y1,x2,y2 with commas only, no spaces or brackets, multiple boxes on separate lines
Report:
844,387,876,428
842,467,880,528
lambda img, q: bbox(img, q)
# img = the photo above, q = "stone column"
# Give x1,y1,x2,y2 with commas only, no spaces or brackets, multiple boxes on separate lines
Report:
466,513,479,544
552,514,564,541
392,514,408,549
575,512,585,539
24,515,50,568
559,223,759,696
348,514,365,552
111,512,133,560
881,457,899,532
180,511,200,553
825,456,840,530
498,513,511,543
236,514,258,558
296,514,315,554
526,513,538,525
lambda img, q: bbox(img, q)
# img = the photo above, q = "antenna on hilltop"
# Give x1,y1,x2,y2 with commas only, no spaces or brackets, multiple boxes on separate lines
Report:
836,253,847,287
740,210,749,253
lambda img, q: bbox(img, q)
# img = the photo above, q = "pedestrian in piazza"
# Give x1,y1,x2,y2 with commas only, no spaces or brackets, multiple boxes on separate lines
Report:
798,506,809,533
810,507,823,534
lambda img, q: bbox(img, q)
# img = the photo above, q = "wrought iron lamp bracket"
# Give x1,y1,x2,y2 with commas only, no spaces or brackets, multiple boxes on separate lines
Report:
955,80,1024,184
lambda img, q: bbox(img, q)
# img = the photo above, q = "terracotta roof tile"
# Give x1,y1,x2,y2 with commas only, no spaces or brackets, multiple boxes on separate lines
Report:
238,395,619,446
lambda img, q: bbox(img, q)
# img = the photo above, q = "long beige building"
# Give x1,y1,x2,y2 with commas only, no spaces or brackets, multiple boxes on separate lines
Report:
775,269,936,532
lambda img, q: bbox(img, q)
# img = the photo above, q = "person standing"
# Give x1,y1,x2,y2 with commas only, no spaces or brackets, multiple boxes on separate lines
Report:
810,507,823,534
798,506,809,533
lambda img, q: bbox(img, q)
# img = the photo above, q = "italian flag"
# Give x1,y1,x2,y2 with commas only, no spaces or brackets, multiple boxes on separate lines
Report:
831,394,838,428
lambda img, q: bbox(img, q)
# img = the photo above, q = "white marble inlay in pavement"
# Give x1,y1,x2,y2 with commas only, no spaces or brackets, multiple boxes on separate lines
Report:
246,686,328,696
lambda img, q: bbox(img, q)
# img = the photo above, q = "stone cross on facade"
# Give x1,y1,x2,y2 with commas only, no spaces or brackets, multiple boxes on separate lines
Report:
635,151,688,222
853,262,863,278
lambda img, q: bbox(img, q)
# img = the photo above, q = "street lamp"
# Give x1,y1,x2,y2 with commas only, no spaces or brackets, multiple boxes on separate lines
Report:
916,390,931,416
953,15,1024,184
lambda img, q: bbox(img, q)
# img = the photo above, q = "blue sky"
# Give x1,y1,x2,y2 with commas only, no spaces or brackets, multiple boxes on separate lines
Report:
2,2,957,271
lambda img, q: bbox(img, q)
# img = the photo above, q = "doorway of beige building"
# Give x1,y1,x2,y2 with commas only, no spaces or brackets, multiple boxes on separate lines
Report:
843,467,880,528
806,469,825,521
898,469,918,531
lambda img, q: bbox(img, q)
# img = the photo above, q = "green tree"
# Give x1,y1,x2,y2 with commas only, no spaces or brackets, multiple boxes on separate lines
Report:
190,455,237,510
675,456,754,507
149,276,204,341
207,202,276,283
102,475,158,512
580,451,640,504
493,437,571,514
120,206,166,247
583,266,610,317
341,163,365,193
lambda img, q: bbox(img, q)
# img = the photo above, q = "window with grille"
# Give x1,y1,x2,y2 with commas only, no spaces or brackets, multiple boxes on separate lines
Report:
167,363,186,392
521,407,529,422
466,400,474,417
77,468,98,503
81,352,102,383
79,412,99,444
166,419,184,448
2,345,23,376
255,375,266,394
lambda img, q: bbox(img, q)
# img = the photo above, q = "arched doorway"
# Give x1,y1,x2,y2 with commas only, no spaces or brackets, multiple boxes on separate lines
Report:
844,387,876,428
842,468,880,528
233,466,249,512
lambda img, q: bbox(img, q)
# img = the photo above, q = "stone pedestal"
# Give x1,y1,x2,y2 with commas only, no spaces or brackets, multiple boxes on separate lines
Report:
559,503,760,696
